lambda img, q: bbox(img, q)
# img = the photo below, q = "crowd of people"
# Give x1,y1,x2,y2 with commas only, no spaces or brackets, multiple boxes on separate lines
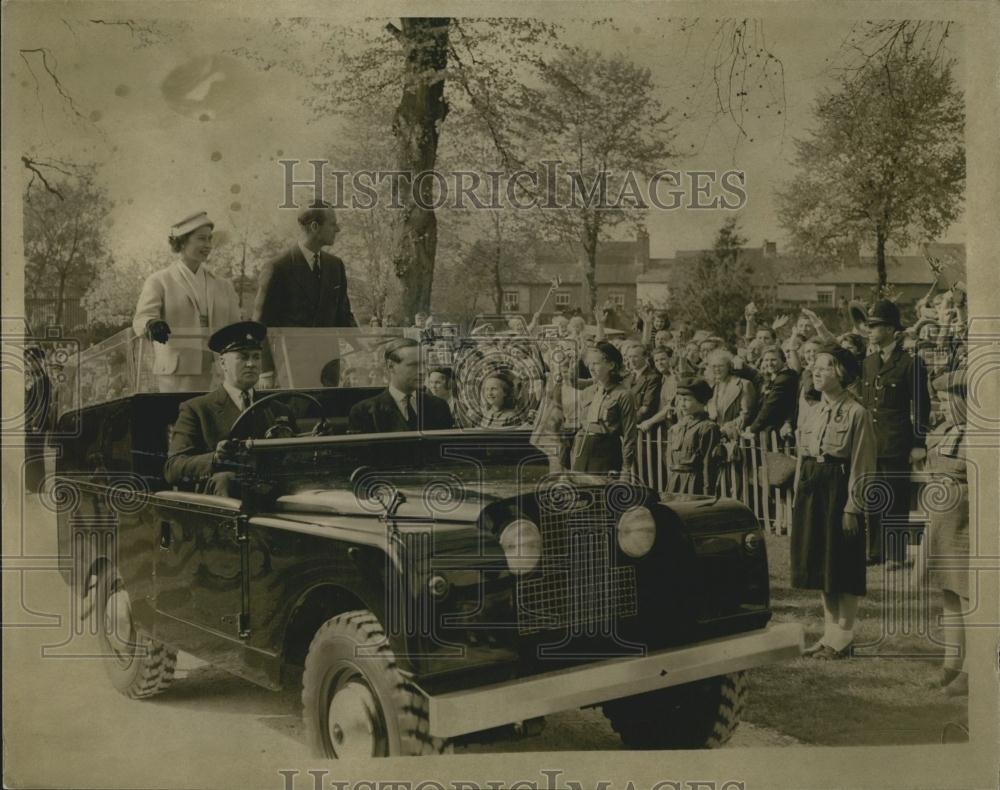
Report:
32,203,970,690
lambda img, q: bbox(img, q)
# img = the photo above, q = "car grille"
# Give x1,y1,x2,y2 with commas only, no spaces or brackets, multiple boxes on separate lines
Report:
516,485,639,635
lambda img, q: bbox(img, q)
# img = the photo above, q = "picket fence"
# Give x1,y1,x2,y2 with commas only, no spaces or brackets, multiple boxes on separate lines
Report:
635,427,797,534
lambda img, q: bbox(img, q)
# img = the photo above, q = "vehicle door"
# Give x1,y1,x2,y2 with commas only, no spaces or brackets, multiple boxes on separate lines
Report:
150,491,248,663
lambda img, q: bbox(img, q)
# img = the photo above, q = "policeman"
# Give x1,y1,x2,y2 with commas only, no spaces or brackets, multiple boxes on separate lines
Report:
858,300,930,567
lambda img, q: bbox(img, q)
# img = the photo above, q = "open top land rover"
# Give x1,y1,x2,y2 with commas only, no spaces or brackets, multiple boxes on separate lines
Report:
50,326,802,757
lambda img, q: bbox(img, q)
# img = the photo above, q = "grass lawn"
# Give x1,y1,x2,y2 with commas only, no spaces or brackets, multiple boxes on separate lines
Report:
742,533,969,745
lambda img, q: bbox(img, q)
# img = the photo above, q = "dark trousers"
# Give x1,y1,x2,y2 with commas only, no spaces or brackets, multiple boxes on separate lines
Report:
204,471,241,499
866,455,912,564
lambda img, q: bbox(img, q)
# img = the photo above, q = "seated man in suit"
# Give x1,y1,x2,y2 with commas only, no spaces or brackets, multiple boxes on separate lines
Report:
348,338,453,434
164,320,294,497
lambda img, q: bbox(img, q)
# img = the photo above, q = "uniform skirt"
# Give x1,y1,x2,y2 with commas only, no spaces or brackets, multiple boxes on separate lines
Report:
570,432,622,473
791,458,866,596
926,478,969,600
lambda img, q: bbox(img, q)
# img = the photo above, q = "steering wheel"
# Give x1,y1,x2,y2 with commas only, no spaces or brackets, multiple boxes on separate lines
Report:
227,391,330,440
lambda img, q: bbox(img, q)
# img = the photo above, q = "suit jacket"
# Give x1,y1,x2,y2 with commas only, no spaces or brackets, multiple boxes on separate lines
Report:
348,388,454,434
859,344,930,458
164,387,294,487
253,246,357,328
747,367,799,434
626,367,662,422
708,375,756,436
132,264,241,375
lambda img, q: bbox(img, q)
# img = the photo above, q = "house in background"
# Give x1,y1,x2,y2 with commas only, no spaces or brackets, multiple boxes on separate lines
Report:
499,231,651,320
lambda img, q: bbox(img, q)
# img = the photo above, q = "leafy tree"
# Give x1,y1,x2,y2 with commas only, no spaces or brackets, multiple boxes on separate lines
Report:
671,218,769,342
519,48,676,311
23,173,113,329
776,47,964,295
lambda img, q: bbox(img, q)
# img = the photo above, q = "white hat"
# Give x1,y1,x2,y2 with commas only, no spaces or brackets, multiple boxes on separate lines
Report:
169,211,214,238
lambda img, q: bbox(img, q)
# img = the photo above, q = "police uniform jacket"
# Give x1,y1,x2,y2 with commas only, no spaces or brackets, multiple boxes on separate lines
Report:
859,344,930,458
794,390,876,515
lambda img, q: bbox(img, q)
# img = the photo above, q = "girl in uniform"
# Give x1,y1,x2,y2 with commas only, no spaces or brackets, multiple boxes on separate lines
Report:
791,344,876,659
570,341,637,475
665,377,721,495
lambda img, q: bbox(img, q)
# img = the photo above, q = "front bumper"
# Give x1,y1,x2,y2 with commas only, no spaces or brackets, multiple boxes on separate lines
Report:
422,621,803,738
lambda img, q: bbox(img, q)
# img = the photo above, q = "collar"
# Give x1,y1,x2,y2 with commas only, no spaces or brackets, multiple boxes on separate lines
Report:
173,259,207,281
819,389,850,413
299,241,321,269
879,341,897,361
223,381,254,411
388,384,414,407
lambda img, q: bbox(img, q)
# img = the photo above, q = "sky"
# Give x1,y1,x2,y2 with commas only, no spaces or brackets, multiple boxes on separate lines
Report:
9,5,966,265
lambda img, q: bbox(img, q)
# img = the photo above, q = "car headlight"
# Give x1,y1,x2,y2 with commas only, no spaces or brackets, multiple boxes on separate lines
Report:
617,506,656,558
499,518,542,575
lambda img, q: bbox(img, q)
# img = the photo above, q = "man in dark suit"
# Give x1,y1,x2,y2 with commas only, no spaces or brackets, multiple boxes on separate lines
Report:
164,321,294,497
253,201,357,385
348,338,453,434
859,299,931,567
624,343,662,423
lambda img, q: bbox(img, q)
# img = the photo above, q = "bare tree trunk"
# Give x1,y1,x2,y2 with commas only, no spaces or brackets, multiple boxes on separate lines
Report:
492,214,503,313
875,225,888,297
582,219,599,312
388,18,449,323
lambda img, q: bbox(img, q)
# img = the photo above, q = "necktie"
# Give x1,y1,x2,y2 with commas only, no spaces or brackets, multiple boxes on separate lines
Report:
313,252,322,283
240,390,252,412
405,394,418,430
814,405,833,456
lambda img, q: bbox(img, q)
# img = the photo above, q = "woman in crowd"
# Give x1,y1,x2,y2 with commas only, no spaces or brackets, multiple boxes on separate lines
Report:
665,377,721,495
638,346,678,434
792,339,821,437
791,344,876,659
744,345,799,438
925,368,969,696
132,211,241,392
478,370,523,429
570,340,637,474
706,348,756,440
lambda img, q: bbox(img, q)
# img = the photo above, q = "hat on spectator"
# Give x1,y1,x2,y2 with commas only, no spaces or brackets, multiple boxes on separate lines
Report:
815,342,861,385
676,377,712,404
169,211,214,239
866,299,903,330
848,299,868,326
209,320,266,354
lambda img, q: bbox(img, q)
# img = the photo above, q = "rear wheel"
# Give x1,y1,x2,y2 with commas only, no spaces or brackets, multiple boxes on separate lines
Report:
601,671,748,749
95,567,177,699
301,610,451,758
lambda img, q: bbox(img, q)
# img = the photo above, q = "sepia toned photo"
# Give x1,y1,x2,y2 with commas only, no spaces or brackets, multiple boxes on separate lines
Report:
3,2,998,788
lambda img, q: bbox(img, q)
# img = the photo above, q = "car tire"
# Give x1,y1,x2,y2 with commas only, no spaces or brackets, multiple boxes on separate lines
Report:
600,671,748,749
95,567,177,699
301,609,452,758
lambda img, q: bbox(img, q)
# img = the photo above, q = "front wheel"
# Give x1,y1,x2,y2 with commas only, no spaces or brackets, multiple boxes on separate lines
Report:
95,567,177,699
301,610,451,758
601,671,748,749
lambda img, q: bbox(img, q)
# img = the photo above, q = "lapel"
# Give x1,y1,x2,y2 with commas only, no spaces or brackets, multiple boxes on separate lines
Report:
715,377,740,416
210,387,240,435
203,268,218,327
879,344,905,377
168,264,200,316
375,389,405,431
292,246,321,305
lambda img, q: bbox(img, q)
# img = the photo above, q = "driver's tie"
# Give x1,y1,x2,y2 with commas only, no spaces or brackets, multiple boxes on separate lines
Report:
241,390,252,412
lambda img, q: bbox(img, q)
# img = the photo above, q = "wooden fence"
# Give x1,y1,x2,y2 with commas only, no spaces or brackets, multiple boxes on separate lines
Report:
636,427,797,534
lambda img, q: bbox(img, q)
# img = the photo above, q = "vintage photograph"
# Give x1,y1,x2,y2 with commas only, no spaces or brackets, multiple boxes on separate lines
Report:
2,2,998,788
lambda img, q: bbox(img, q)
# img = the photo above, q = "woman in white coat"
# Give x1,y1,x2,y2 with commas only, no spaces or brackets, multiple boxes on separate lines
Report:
133,212,241,392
